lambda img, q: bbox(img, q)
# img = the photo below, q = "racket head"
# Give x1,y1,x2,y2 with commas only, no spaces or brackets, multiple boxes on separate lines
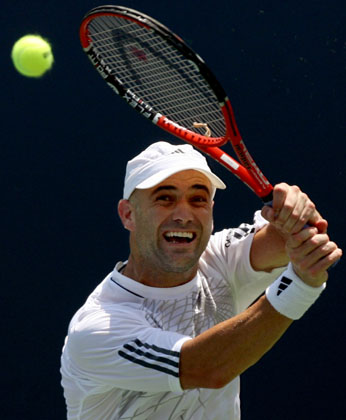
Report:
80,5,234,147
79,5,273,201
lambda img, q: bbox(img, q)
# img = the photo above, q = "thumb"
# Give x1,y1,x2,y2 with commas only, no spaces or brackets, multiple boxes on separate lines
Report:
314,218,328,233
307,208,328,233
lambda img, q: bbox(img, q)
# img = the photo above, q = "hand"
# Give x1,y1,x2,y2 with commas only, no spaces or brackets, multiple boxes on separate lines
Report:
285,227,342,287
261,183,328,236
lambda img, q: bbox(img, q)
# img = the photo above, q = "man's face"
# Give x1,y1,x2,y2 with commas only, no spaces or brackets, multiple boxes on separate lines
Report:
126,170,214,280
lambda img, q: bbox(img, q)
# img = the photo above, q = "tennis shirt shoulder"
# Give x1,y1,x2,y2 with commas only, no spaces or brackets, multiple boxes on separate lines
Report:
62,274,190,392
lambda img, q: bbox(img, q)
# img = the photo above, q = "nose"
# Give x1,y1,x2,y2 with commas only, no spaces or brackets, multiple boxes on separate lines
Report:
172,199,193,224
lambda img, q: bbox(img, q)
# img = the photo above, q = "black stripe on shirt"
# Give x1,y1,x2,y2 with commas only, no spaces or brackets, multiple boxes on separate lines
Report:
123,343,179,368
118,350,179,378
132,338,180,358
118,338,181,378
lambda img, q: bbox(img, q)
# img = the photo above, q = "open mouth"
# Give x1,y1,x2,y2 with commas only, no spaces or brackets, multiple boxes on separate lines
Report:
164,231,196,244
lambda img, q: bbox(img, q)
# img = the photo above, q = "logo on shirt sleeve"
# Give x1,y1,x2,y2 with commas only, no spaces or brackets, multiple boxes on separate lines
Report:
225,225,255,248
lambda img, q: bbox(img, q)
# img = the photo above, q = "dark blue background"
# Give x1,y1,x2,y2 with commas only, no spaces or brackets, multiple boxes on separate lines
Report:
2,1,345,419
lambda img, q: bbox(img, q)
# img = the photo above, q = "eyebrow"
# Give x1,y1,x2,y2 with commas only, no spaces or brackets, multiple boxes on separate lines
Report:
151,184,211,196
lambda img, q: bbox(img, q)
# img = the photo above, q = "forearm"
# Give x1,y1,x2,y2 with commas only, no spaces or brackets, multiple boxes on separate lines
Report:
180,296,292,389
250,223,290,272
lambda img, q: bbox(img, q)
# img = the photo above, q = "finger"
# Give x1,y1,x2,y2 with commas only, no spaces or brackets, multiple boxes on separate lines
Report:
286,226,318,250
266,183,328,235
296,238,337,271
278,192,325,235
281,206,327,236
287,233,330,270
280,191,310,233
307,206,325,229
271,182,290,220
305,246,343,276
314,218,328,234
273,185,305,230
289,240,340,287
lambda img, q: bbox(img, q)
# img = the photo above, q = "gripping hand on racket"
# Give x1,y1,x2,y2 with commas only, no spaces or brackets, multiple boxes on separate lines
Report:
250,183,337,272
261,183,328,235
285,226,342,287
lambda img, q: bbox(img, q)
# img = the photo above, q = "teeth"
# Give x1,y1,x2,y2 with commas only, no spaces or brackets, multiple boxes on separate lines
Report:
165,232,193,239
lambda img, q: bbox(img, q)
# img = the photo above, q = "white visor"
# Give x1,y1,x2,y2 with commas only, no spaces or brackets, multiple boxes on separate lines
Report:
123,141,226,199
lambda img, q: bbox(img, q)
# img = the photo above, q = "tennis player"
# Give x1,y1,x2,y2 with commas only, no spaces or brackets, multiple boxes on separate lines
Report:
61,141,341,420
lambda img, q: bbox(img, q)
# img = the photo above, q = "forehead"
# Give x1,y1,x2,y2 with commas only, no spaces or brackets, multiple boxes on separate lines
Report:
154,170,212,190
130,170,214,202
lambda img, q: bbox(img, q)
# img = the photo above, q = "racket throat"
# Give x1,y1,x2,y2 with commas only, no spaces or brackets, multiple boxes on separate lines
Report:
156,115,227,146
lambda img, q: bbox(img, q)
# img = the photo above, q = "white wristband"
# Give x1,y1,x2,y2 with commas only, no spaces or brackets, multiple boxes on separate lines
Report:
266,263,326,320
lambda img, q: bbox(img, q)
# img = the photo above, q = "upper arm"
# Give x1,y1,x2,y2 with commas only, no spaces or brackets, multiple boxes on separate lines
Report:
64,307,191,393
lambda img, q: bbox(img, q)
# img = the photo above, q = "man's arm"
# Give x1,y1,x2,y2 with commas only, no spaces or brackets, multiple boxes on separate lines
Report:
180,294,292,389
179,226,341,389
250,183,328,272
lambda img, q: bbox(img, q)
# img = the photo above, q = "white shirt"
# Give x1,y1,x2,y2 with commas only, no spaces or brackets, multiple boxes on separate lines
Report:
61,211,284,419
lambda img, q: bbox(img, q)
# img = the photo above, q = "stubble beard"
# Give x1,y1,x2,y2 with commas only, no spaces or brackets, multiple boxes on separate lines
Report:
146,234,208,275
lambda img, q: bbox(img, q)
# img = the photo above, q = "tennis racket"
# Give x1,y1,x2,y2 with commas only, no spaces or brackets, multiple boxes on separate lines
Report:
79,5,274,204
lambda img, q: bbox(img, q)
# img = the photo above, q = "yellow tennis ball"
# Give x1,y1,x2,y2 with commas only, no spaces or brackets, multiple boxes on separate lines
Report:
11,34,54,78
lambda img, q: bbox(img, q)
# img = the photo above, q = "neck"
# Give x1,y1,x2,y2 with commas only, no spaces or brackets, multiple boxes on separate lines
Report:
122,255,197,288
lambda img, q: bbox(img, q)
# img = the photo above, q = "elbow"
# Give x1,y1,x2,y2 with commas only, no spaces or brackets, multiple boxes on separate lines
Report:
208,368,238,389
207,376,229,390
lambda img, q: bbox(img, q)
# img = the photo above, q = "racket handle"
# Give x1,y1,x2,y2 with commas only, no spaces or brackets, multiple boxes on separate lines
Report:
262,200,338,269
261,191,274,207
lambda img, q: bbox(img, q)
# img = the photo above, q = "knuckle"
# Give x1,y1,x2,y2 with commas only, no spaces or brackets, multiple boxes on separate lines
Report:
322,233,330,242
310,235,322,249
307,201,316,211
300,191,309,201
274,183,286,194
290,211,300,221
310,236,321,247
313,233,329,246
327,241,337,252
276,182,288,188
284,203,294,212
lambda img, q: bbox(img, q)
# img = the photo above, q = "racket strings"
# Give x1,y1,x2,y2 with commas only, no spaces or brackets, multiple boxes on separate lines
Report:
88,15,226,137
90,17,219,99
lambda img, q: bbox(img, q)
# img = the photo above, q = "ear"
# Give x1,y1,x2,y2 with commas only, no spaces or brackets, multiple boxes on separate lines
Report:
210,200,214,233
118,199,136,231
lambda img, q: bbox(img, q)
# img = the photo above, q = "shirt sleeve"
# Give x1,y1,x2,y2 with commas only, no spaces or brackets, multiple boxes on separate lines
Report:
202,211,286,313
64,304,191,393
